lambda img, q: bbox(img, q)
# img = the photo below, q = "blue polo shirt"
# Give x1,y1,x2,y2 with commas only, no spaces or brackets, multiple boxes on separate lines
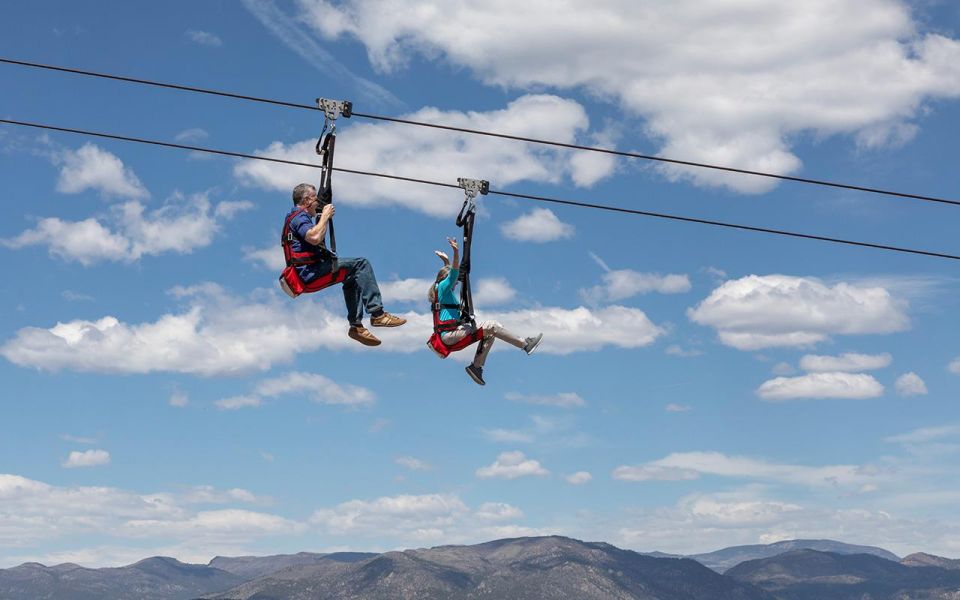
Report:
436,267,461,322
286,208,328,282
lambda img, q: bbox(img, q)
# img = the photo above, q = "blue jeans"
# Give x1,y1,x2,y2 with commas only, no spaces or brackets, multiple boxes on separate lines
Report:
298,256,384,326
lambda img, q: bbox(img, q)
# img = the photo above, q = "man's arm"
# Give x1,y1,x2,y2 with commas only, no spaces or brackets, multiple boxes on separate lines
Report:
304,204,335,246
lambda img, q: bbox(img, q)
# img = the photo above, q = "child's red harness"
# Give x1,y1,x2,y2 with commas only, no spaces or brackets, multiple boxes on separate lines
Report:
426,297,484,358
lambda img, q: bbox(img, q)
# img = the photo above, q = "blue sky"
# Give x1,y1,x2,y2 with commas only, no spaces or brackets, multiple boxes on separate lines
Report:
1,0,960,567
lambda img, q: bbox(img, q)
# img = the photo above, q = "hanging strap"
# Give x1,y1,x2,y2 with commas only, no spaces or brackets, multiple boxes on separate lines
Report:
454,177,489,329
314,98,353,273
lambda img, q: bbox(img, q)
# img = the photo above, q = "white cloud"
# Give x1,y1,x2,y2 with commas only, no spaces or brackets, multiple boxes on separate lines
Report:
895,372,928,397
310,493,468,536
2,218,131,266
244,243,287,271
613,451,880,489
55,143,148,199
665,403,692,413
475,502,523,521
0,474,307,566
757,372,884,401
174,128,210,142
378,276,516,306
476,451,549,479
301,1,960,193
169,390,189,407
885,424,960,444
395,456,431,471
949,357,960,374
255,372,376,407
181,486,263,505
0,285,664,375
800,352,892,372
688,275,909,350
62,449,110,468
665,345,701,358
772,362,795,376
481,428,535,444
581,271,691,304
2,194,254,265
215,395,262,410
235,95,615,217
185,30,222,47
241,0,400,108
504,391,585,408
500,208,575,243
565,471,592,485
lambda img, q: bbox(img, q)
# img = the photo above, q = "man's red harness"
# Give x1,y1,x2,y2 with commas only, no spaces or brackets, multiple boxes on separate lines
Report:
279,208,348,297
426,298,484,358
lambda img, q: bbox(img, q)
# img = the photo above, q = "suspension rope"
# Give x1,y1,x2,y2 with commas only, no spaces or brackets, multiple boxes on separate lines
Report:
3,57,958,208
1,117,957,261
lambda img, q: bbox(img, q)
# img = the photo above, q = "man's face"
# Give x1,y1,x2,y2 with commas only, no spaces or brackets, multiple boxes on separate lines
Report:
302,191,319,216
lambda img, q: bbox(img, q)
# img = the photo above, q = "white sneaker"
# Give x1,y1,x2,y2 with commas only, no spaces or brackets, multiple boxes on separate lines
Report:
523,333,543,355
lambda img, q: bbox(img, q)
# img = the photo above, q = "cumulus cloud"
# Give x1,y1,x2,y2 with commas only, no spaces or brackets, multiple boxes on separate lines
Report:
756,373,885,401
255,372,376,407
0,474,303,558
62,449,111,468
54,143,148,199
300,0,960,193
580,270,691,304
378,276,516,306
504,391,585,408
565,471,592,485
234,95,616,217
500,208,575,243
476,451,549,479
949,357,960,374
185,30,222,47
895,372,928,397
614,451,881,489
800,352,892,372
0,284,664,375
2,194,253,265
688,275,909,350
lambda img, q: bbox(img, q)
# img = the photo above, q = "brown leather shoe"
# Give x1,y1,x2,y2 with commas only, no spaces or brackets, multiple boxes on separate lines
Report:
370,312,406,327
348,326,381,346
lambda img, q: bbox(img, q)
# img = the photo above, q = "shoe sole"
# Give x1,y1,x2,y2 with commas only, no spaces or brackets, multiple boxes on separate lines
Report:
465,367,485,386
525,335,543,355
349,331,381,346
370,319,406,328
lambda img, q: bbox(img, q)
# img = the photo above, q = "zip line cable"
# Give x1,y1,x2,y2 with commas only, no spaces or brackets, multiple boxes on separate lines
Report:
2,117,957,262
3,56,959,209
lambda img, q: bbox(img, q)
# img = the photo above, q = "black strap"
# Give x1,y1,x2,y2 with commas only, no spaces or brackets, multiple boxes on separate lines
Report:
316,129,338,273
457,204,477,328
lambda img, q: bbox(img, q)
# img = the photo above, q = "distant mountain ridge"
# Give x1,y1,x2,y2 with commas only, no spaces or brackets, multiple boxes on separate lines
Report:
687,539,900,572
3,537,958,600
727,549,960,599
207,536,773,600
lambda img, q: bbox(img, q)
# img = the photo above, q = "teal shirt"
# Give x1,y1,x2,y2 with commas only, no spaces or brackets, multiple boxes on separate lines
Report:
436,268,461,323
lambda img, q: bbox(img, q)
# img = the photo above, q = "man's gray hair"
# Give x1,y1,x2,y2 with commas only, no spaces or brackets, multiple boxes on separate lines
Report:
292,183,316,206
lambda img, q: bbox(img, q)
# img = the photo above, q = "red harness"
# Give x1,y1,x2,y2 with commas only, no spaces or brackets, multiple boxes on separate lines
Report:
279,209,348,298
426,297,484,358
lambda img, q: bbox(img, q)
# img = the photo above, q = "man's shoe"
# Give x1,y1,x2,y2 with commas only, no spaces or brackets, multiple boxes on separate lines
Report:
348,326,381,346
465,364,485,386
370,312,407,327
523,333,543,355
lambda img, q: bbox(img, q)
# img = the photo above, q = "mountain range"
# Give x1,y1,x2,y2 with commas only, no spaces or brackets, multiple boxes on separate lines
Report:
2,536,958,600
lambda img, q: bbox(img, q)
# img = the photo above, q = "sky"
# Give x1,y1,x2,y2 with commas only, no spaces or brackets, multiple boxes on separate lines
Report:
1,0,960,568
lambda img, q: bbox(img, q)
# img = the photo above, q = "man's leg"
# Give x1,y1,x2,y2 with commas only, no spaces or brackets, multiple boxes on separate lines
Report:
341,277,364,326
338,256,383,316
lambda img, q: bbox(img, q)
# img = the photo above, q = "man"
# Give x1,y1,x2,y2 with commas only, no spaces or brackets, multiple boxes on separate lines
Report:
284,182,406,346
